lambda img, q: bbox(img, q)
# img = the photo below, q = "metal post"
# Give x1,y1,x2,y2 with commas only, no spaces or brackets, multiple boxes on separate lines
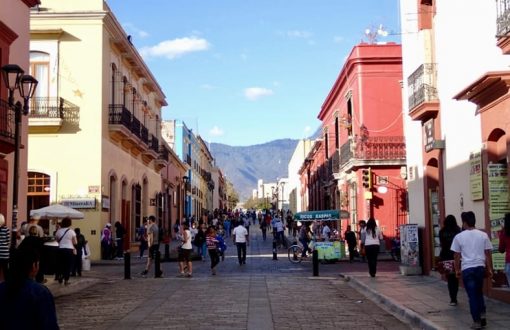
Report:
155,250,161,277
10,102,22,254
272,239,278,260
124,251,131,279
313,249,319,276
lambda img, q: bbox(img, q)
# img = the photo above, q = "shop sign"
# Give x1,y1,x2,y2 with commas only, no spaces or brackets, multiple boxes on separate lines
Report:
423,119,435,152
469,151,483,200
61,198,96,209
487,163,509,271
102,195,110,210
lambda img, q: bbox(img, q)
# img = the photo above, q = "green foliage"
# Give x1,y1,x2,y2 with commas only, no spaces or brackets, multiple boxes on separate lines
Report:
243,196,268,210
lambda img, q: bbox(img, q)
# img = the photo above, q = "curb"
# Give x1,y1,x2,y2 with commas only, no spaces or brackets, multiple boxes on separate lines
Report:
343,274,440,330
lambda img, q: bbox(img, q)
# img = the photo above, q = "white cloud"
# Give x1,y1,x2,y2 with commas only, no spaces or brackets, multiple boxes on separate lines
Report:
244,87,274,101
140,37,210,59
201,84,216,90
286,30,312,39
333,36,344,43
304,126,311,134
209,126,224,137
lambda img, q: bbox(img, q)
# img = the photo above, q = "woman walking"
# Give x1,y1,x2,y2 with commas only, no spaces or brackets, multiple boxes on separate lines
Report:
439,214,461,306
363,218,383,277
206,226,220,275
55,217,77,285
499,213,510,287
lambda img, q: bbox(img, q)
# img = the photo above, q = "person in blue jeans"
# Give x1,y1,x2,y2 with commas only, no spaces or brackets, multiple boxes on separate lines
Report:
451,211,493,330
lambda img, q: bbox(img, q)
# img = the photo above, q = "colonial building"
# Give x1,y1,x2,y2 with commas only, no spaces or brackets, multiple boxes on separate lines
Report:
400,0,510,301
302,43,406,243
0,0,40,231
287,139,312,213
28,0,167,260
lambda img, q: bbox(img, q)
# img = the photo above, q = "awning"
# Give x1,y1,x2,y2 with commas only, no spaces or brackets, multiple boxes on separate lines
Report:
294,210,350,221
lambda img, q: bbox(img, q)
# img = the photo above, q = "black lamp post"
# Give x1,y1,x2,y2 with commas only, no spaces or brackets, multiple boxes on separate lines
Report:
1,64,38,252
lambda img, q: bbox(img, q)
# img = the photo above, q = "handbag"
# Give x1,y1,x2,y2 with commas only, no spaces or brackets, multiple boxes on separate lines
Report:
437,260,455,274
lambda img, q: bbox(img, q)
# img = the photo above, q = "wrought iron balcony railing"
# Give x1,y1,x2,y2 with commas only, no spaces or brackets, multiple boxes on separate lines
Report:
407,63,438,111
0,98,15,143
158,146,169,160
149,135,159,153
131,117,141,138
141,126,149,145
108,104,132,128
497,0,510,36
339,136,406,168
29,97,80,127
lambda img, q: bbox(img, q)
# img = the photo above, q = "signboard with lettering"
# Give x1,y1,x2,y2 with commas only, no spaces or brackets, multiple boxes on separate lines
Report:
423,119,434,152
61,198,96,209
469,151,483,200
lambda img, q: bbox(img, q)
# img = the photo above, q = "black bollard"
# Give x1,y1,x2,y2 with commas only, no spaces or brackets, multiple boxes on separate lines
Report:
272,239,278,260
164,243,170,261
155,250,162,278
124,251,131,279
312,250,319,276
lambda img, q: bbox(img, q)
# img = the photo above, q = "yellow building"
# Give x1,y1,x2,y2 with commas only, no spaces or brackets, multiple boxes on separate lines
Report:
28,0,168,260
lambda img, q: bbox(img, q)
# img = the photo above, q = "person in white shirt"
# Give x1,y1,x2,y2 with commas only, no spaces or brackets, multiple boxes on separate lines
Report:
178,222,193,277
451,211,493,330
363,218,383,277
55,217,77,285
233,222,249,265
321,221,331,241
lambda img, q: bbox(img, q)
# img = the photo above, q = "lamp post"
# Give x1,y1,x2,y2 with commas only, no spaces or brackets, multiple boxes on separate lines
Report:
1,64,38,253
182,175,189,225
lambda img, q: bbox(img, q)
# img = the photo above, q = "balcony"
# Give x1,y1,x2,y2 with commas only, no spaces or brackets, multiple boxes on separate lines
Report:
407,63,439,121
154,146,169,171
339,136,406,171
497,0,510,54
141,134,159,164
0,99,15,154
28,97,80,133
109,104,132,142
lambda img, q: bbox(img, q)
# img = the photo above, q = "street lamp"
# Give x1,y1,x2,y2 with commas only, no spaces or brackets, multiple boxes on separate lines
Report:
182,175,189,225
1,64,38,252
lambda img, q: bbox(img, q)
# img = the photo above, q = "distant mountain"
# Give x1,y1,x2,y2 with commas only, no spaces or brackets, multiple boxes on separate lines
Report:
210,139,300,201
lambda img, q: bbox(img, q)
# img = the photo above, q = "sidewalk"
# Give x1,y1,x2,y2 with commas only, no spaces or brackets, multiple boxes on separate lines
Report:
343,268,510,330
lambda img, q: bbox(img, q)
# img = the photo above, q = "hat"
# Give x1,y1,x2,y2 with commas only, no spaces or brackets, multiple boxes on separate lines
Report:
31,214,41,220
106,223,111,227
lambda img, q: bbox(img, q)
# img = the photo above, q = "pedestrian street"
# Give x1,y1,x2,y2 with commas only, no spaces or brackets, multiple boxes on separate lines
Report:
54,228,409,330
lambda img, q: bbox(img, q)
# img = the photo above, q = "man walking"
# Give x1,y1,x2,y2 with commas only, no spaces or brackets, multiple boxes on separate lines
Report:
344,225,357,263
141,216,163,278
233,220,249,265
451,211,493,330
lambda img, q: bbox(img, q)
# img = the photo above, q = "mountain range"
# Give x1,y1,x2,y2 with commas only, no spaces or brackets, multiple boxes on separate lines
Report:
210,139,300,201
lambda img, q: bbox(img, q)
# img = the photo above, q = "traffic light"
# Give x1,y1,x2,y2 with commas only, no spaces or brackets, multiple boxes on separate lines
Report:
362,168,372,189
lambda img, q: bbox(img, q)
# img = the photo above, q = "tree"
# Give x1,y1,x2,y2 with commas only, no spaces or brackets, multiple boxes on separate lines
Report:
243,196,267,210
225,180,239,209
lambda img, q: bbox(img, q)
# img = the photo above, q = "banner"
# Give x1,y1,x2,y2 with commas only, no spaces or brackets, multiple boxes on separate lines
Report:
469,151,483,200
400,224,420,267
315,241,342,260
487,163,509,271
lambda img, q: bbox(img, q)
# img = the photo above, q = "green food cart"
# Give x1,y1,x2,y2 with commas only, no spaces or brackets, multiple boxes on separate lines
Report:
294,209,350,261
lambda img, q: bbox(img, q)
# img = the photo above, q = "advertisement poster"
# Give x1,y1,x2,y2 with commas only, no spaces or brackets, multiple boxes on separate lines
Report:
487,163,509,271
315,241,342,260
400,224,420,267
469,151,483,200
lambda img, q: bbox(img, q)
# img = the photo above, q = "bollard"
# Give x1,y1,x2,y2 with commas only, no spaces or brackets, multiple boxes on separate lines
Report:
124,251,131,279
164,243,170,261
272,240,278,260
155,250,162,278
312,250,319,276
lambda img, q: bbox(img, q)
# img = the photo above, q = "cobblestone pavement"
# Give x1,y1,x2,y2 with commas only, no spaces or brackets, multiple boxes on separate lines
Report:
53,229,410,330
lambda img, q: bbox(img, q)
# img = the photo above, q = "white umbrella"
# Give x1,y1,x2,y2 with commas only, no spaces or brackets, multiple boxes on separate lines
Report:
30,204,84,219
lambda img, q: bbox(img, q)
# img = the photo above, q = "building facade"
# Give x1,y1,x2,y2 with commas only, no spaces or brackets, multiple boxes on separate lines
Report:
29,0,167,260
287,139,312,213
0,0,40,233
302,43,406,243
400,0,510,301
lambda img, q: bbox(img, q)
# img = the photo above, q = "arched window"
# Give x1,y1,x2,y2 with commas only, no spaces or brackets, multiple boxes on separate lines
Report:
30,51,50,99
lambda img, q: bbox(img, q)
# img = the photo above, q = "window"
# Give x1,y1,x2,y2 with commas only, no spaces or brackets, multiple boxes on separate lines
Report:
324,132,329,159
335,116,339,149
29,51,50,100
27,172,50,195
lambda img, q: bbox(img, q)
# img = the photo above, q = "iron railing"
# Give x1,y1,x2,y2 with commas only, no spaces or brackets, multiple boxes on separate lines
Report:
141,126,149,145
407,63,438,111
131,117,141,138
0,98,15,143
29,97,77,119
108,104,132,128
339,136,406,168
158,146,169,160
149,135,159,153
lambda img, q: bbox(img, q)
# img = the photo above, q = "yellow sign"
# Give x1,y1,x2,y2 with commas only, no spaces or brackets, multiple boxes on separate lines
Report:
487,164,509,270
469,151,483,200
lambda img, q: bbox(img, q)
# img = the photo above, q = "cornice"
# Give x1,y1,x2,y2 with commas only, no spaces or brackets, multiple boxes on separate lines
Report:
0,21,18,45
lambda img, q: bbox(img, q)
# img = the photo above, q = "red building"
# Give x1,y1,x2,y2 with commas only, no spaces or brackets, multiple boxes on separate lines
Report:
302,43,407,244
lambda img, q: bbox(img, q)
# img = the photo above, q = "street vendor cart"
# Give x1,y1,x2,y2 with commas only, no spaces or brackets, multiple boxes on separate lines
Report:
294,209,349,262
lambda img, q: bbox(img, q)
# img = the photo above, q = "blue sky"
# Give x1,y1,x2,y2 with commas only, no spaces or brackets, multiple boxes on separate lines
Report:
107,0,401,146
